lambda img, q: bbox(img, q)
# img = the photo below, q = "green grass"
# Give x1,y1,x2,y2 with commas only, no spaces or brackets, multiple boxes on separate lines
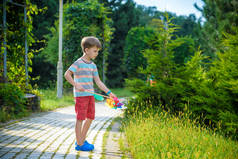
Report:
39,87,133,111
0,109,30,123
110,88,134,97
39,89,74,111
101,119,114,159
124,111,238,159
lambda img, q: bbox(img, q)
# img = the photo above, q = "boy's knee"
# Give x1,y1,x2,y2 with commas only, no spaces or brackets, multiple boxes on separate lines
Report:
86,118,93,122
76,119,83,123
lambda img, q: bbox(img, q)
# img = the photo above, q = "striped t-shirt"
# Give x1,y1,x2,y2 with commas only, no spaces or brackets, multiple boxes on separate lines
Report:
68,58,99,97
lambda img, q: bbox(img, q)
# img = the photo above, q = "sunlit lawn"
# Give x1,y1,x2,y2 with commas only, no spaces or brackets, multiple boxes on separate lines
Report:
39,89,74,111
111,88,134,97
39,87,133,111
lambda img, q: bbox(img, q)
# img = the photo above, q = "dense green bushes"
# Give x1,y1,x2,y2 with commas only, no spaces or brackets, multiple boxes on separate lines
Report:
125,18,238,139
0,1,39,90
0,84,28,122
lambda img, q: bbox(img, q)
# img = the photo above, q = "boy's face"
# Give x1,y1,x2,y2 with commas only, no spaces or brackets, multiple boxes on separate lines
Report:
85,46,99,60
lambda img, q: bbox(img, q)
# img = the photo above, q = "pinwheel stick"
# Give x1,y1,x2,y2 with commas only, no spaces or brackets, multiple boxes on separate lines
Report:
84,90,110,98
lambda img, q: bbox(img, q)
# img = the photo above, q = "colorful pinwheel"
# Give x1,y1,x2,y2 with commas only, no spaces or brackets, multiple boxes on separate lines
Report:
85,90,124,109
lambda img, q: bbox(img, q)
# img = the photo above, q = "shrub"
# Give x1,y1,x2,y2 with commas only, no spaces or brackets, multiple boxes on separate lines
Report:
0,83,28,122
125,17,238,138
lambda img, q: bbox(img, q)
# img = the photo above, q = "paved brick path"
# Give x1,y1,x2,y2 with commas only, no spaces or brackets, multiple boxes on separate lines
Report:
0,101,123,159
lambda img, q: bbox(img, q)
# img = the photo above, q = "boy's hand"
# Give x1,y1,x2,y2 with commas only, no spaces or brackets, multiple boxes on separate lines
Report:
74,83,85,91
109,92,116,99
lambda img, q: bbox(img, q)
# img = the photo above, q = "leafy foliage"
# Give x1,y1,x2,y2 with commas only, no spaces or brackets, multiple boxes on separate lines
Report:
195,0,238,58
123,27,155,78
0,0,39,90
41,0,113,87
207,29,238,136
125,15,238,139
27,0,203,88
0,84,28,122
106,0,141,87
172,36,195,65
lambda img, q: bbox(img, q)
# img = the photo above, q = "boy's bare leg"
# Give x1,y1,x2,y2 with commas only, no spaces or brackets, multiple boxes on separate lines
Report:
81,118,93,142
75,120,84,145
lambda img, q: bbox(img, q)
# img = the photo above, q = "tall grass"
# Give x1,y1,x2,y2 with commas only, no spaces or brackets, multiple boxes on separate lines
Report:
39,89,74,111
124,110,238,159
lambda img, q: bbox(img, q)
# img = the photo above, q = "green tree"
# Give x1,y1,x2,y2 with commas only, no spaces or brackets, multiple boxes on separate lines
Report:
172,36,195,65
42,0,113,87
30,0,90,88
208,29,238,137
125,16,194,114
142,18,179,80
31,0,58,50
123,27,155,78
172,14,198,37
30,0,59,88
101,0,201,87
106,0,141,88
195,0,238,58
0,0,39,90
135,5,158,27
125,17,238,138
124,16,196,78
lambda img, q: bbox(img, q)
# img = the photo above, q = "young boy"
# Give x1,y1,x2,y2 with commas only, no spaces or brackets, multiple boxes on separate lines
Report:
64,36,116,151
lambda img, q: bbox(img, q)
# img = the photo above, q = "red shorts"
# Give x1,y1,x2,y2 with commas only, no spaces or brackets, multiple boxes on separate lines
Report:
75,96,95,120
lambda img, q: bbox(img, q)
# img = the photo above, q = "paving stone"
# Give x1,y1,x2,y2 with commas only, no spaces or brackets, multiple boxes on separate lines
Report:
52,154,65,159
11,122,64,158
0,100,124,159
26,152,41,159
14,153,28,159
0,119,55,142
92,120,112,159
105,121,124,159
1,152,15,159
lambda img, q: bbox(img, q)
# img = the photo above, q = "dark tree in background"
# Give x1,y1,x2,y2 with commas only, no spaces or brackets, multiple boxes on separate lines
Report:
30,0,59,88
195,0,238,58
105,0,141,87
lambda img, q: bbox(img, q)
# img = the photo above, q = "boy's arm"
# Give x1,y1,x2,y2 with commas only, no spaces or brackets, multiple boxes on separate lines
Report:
64,70,84,91
94,75,116,98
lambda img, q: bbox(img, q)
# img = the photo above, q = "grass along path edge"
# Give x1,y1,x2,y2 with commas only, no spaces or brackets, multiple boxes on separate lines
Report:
102,116,132,159
124,111,238,159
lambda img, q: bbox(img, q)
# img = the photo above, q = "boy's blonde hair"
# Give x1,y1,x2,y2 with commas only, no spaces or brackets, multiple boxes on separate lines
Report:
81,36,102,53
